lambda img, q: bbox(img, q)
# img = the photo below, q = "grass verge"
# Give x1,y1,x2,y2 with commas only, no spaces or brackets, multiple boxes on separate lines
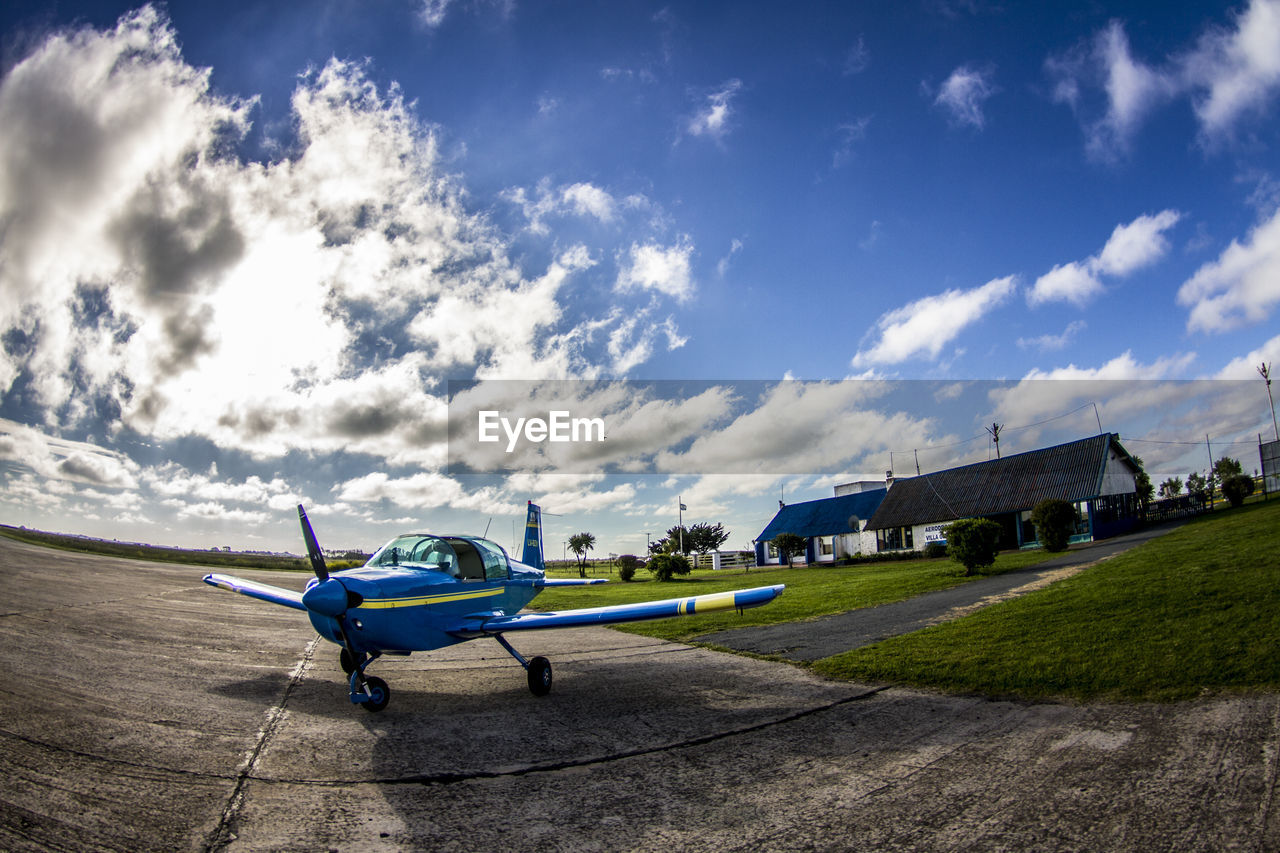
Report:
812,500,1280,702
532,548,1054,642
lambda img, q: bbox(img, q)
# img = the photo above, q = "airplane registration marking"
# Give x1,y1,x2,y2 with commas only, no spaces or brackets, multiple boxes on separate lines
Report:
359,587,504,610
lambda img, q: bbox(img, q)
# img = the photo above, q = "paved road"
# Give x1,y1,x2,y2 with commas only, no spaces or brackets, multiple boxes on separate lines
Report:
1,532,1276,852
702,523,1186,661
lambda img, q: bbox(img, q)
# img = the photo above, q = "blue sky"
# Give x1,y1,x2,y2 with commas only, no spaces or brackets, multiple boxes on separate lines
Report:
1,1,1279,556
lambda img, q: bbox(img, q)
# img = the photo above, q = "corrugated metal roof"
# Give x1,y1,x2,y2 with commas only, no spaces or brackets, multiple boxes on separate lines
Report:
867,433,1134,530
756,489,887,541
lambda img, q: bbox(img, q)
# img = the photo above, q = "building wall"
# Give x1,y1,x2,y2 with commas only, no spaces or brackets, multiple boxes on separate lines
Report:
1099,450,1138,496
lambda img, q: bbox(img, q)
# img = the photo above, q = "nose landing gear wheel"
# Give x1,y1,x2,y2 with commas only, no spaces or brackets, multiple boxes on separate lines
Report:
361,675,390,712
527,656,552,696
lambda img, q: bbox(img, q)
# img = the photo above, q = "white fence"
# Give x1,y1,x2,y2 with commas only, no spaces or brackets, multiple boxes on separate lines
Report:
691,550,757,570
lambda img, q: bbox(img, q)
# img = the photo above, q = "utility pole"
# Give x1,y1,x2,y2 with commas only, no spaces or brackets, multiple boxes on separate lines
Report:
986,423,1003,459
1261,362,1278,442
678,496,686,555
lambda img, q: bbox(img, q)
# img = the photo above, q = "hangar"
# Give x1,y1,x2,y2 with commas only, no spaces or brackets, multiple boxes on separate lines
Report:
865,433,1142,553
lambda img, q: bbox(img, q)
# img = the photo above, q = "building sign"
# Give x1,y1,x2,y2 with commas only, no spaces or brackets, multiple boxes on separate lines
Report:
923,522,950,544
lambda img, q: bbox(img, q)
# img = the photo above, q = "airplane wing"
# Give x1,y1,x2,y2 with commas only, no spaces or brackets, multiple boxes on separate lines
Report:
457,584,783,636
542,578,609,586
204,573,307,611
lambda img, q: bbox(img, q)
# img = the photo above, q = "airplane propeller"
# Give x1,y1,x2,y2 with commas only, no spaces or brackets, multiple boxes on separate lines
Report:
296,504,385,710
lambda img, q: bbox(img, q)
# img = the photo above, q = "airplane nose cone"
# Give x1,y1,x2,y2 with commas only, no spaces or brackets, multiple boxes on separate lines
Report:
302,577,351,618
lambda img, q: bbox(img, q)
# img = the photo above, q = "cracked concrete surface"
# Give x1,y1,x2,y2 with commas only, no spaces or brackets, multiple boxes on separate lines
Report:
1,535,1276,851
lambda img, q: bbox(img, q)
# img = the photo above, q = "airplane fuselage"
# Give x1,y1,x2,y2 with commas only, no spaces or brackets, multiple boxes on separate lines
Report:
305,557,546,654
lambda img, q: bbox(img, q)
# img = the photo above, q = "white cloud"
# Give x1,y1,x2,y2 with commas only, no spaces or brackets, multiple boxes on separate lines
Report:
852,276,1017,367
0,419,139,488
1017,320,1086,352
932,65,996,129
716,238,744,278
1047,4,1280,156
337,471,520,515
687,79,742,140
1183,0,1280,137
1091,21,1175,158
503,180,621,234
416,0,452,28
1028,261,1103,308
1178,206,1280,332
1096,209,1183,275
1020,351,1196,381
615,239,695,302
0,8,688,477
1215,332,1280,378
1028,210,1181,307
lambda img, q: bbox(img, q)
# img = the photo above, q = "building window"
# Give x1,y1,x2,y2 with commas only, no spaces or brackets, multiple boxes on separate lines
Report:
817,536,834,557
876,526,914,552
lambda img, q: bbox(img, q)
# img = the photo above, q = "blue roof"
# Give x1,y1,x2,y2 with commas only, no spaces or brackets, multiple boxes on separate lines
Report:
756,489,888,542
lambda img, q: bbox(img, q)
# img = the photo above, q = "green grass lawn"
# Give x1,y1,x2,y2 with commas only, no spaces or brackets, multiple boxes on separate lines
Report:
533,549,1054,642
813,499,1280,702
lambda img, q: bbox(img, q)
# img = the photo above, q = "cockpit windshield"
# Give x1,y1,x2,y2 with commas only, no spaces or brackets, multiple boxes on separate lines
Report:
366,535,458,572
364,534,510,581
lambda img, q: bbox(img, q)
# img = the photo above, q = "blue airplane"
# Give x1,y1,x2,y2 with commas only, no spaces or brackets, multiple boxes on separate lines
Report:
204,502,783,712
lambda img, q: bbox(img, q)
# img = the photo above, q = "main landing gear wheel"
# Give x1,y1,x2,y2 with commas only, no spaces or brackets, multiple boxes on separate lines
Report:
340,648,356,675
527,656,552,696
361,676,390,713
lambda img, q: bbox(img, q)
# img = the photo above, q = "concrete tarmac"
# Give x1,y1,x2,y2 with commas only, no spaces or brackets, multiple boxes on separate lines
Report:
1,535,1277,851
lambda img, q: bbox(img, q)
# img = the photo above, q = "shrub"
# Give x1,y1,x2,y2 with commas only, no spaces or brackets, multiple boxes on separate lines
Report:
1221,474,1255,508
1030,498,1076,552
922,541,948,559
647,552,691,582
616,554,639,582
944,518,1002,576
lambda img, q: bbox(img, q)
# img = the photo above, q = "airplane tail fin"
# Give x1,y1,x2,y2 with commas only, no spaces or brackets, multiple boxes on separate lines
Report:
521,501,544,571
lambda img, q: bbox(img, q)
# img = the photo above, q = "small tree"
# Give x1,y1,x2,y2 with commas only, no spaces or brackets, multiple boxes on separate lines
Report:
567,532,596,578
1132,455,1154,510
687,522,731,554
1221,473,1255,508
647,552,691,582
771,532,807,567
615,554,640,582
1030,498,1076,552
943,518,1002,576
1186,471,1210,503
1158,476,1184,499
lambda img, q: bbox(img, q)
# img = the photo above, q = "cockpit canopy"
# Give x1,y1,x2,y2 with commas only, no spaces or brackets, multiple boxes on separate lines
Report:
365,534,510,581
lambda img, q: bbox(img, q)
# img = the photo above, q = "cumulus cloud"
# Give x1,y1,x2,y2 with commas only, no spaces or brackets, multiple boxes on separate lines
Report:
0,6,687,479
1028,210,1181,307
932,65,997,129
615,239,695,302
852,276,1017,367
1178,206,1280,332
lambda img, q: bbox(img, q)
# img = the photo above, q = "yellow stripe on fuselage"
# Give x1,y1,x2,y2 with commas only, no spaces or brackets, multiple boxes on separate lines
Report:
357,587,503,610
678,590,740,615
